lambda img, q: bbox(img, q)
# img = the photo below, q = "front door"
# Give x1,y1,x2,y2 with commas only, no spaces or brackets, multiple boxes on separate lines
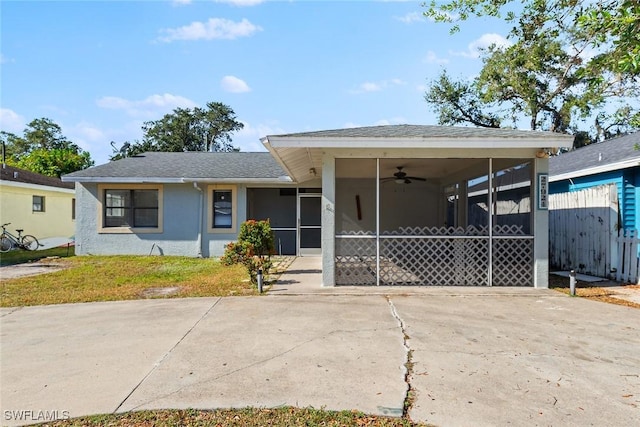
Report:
298,194,321,256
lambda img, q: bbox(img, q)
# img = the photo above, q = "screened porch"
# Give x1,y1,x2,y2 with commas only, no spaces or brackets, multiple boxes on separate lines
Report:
334,158,535,286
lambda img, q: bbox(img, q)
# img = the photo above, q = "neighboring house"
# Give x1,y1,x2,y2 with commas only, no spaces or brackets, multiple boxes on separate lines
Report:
548,132,640,281
549,132,640,232
63,125,573,288
0,164,76,240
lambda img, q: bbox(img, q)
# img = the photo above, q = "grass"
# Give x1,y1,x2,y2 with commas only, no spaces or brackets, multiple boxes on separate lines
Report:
0,245,75,267
1,255,252,307
37,408,428,427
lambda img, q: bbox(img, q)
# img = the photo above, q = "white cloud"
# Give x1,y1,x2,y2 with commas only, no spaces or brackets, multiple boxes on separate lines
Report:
423,50,449,65
172,0,192,6
158,18,262,42
221,75,251,93
431,10,459,22
214,0,264,6
374,117,407,126
451,33,511,59
361,82,382,92
0,108,26,133
343,118,407,128
233,121,285,152
96,93,197,118
394,12,424,24
0,53,14,64
350,78,406,94
64,122,107,153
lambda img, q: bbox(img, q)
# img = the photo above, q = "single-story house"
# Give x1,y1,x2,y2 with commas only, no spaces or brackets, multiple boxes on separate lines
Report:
0,164,76,240
63,125,573,288
550,132,640,232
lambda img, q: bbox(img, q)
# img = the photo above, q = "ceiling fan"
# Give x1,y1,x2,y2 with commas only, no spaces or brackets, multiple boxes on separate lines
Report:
381,166,426,184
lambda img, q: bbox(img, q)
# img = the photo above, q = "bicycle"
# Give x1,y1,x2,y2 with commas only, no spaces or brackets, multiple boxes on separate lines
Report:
0,223,41,252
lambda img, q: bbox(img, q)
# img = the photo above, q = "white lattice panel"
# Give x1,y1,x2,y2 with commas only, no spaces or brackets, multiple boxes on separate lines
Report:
380,238,489,285
492,238,533,286
335,233,533,286
335,237,377,285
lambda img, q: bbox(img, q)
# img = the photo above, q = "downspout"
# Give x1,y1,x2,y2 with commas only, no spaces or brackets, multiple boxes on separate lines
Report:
193,182,204,258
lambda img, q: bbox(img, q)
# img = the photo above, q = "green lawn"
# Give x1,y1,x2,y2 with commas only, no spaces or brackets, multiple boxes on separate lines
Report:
0,255,252,307
39,408,427,427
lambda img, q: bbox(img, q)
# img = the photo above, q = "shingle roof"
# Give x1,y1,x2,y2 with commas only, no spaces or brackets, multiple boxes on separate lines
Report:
62,152,289,182
270,124,572,141
1,164,75,189
549,132,640,177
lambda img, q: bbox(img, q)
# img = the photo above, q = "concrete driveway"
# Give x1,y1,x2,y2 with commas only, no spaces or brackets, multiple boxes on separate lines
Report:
1,291,639,426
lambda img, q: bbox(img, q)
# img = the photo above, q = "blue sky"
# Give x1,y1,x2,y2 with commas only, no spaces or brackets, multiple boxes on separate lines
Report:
1,0,511,165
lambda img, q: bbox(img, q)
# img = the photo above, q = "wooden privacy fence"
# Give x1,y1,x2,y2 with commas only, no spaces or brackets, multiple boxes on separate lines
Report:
549,184,640,283
549,184,619,278
617,229,640,284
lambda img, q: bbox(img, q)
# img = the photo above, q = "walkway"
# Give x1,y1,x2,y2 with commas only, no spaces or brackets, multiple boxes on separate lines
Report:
270,256,552,296
1,257,639,426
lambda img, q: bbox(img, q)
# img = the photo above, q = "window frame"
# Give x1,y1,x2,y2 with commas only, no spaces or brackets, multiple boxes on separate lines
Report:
97,184,163,233
32,195,45,213
207,184,237,234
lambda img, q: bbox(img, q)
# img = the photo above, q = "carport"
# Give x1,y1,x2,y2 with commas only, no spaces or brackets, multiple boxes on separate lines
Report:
263,125,574,288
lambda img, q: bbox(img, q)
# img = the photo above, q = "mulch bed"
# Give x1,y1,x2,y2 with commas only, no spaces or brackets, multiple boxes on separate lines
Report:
549,274,640,309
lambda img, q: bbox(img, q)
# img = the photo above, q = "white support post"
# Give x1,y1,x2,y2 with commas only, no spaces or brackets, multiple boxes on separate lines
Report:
488,158,493,287
376,158,380,286
533,156,550,288
321,153,336,287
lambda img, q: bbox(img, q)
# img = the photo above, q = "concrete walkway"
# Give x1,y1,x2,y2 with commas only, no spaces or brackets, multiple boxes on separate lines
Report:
1,258,640,426
270,256,558,296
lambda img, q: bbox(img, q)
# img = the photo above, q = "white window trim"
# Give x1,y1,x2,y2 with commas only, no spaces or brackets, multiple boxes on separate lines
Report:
97,184,164,234
207,184,237,234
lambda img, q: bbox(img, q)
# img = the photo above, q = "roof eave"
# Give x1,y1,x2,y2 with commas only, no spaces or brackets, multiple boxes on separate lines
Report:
550,158,640,182
262,137,303,183
265,135,574,149
62,176,292,184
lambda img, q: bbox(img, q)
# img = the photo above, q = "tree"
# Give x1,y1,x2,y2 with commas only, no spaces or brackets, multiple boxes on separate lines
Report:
14,149,94,178
423,0,639,142
2,118,94,177
110,102,244,160
576,0,640,76
424,71,502,128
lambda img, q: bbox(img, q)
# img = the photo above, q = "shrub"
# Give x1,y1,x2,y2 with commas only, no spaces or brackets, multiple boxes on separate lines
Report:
221,219,274,286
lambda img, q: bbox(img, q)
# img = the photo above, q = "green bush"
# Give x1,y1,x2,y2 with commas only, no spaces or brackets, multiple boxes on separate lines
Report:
221,219,274,285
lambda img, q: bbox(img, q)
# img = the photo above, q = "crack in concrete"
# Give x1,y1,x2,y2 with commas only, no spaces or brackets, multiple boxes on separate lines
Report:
385,296,414,419
113,297,223,413
0,306,23,317
122,325,382,411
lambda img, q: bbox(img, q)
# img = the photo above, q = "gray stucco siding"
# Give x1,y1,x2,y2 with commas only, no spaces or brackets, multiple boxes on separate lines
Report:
75,183,246,257
202,184,248,257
